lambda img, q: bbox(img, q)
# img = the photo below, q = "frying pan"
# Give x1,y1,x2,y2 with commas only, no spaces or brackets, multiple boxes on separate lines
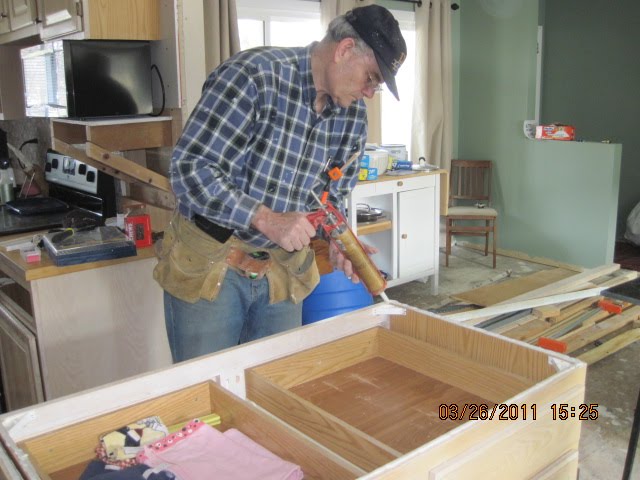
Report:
356,204,384,223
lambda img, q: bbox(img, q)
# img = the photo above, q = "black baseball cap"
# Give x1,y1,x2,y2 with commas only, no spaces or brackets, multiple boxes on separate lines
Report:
345,5,407,100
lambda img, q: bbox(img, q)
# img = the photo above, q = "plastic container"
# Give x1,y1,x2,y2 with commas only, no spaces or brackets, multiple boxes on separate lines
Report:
0,158,15,205
363,149,390,174
302,270,373,325
380,144,408,161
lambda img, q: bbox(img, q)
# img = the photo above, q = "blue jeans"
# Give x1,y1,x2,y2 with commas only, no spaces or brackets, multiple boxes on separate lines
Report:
164,269,302,362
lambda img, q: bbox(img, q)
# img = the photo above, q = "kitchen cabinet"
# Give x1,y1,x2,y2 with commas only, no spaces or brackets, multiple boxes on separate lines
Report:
39,0,161,41
7,0,37,31
0,0,38,43
0,0,11,35
0,247,172,411
347,172,443,294
0,304,586,479
0,285,43,411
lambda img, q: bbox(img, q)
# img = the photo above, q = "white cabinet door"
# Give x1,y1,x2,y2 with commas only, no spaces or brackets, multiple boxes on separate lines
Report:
38,0,82,40
7,0,37,30
0,0,10,34
398,186,436,279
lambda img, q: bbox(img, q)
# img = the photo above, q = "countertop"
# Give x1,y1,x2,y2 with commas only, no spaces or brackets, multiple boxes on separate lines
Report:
0,229,157,287
357,169,446,185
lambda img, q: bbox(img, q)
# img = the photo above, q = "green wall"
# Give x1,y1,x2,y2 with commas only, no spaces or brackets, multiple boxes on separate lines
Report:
513,141,620,267
541,0,640,237
455,0,621,267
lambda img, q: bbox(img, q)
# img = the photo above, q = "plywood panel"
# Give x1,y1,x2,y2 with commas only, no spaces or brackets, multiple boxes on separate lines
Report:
250,328,379,389
389,310,557,383
246,369,399,472
452,268,576,306
377,328,533,402
291,357,491,453
428,388,583,480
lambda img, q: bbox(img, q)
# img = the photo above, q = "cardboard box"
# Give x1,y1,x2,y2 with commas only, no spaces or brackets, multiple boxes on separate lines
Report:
535,124,575,141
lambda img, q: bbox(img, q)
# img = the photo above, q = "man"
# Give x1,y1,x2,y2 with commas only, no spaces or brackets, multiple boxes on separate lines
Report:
154,5,407,362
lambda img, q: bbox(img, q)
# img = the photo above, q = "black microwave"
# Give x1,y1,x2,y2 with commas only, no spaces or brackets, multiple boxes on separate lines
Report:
21,40,153,119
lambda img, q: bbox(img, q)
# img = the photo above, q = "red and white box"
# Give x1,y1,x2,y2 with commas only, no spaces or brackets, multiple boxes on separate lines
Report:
535,124,575,141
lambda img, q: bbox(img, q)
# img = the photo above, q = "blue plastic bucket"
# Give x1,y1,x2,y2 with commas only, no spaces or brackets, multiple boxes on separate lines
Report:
302,270,373,325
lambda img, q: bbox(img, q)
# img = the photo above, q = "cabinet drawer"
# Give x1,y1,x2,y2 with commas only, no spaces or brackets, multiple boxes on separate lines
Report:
354,175,437,197
246,322,584,477
17,381,363,480
391,174,436,192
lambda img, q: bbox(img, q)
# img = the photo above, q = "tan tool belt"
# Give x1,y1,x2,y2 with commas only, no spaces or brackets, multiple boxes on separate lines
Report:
153,212,320,304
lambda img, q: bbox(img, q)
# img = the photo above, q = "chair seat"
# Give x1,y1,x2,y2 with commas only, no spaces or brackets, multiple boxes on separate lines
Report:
447,206,498,217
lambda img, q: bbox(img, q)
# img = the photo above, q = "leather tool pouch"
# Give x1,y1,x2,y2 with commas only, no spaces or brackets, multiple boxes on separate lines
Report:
153,213,230,303
225,247,271,279
267,247,320,304
154,213,320,305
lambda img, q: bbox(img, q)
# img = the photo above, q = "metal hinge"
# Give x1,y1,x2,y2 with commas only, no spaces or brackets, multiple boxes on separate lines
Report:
76,1,83,17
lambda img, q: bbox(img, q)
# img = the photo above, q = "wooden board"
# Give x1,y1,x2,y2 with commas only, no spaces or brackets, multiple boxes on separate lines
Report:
452,268,576,306
290,356,491,453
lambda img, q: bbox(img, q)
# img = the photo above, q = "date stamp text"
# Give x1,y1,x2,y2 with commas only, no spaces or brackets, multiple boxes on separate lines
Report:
438,403,599,421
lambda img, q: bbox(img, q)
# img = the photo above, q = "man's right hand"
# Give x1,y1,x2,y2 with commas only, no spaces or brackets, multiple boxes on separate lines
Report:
251,205,317,252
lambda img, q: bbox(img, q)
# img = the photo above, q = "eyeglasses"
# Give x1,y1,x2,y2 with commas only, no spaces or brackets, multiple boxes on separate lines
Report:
366,71,384,93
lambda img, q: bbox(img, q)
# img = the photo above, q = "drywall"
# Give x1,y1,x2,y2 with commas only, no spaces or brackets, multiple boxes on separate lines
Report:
541,0,640,238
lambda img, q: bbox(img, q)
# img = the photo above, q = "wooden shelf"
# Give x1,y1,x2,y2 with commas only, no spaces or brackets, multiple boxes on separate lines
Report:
51,116,175,151
357,219,392,236
50,116,178,194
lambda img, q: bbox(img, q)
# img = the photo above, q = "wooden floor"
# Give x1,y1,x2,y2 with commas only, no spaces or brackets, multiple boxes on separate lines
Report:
291,356,492,453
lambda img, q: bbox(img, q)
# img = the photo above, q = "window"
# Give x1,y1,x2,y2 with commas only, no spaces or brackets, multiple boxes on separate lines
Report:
20,41,67,118
236,1,416,156
380,11,416,159
237,0,322,49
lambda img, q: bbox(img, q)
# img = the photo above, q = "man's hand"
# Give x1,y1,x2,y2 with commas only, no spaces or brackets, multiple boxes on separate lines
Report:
252,205,317,252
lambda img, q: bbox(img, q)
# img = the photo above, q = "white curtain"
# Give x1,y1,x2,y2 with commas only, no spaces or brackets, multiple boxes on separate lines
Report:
411,0,453,171
204,0,241,72
320,0,380,143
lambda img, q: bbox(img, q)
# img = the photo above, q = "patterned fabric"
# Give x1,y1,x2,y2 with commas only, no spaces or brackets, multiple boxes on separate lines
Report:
171,44,368,248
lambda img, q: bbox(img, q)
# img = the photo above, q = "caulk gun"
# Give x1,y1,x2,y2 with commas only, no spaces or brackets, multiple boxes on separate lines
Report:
307,192,389,302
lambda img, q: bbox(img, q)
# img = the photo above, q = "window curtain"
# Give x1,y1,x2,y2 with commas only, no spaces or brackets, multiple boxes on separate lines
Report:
204,0,241,72
320,0,380,144
178,0,241,124
411,0,453,171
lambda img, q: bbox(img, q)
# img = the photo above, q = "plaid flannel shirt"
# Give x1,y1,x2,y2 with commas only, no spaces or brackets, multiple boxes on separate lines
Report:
171,44,368,248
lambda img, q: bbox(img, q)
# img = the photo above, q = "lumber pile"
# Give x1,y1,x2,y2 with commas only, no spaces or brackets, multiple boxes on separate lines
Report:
437,264,640,365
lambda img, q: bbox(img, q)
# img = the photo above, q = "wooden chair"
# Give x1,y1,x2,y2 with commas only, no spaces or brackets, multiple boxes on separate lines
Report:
445,160,497,268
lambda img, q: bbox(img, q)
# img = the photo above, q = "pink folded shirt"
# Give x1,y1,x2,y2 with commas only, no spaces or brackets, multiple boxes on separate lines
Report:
136,419,303,480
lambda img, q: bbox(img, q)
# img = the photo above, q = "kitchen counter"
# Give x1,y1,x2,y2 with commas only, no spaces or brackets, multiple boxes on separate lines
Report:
0,233,171,411
0,231,157,289
356,169,449,216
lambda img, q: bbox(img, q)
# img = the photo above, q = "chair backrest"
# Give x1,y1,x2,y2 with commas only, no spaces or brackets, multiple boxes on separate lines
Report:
449,160,492,206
